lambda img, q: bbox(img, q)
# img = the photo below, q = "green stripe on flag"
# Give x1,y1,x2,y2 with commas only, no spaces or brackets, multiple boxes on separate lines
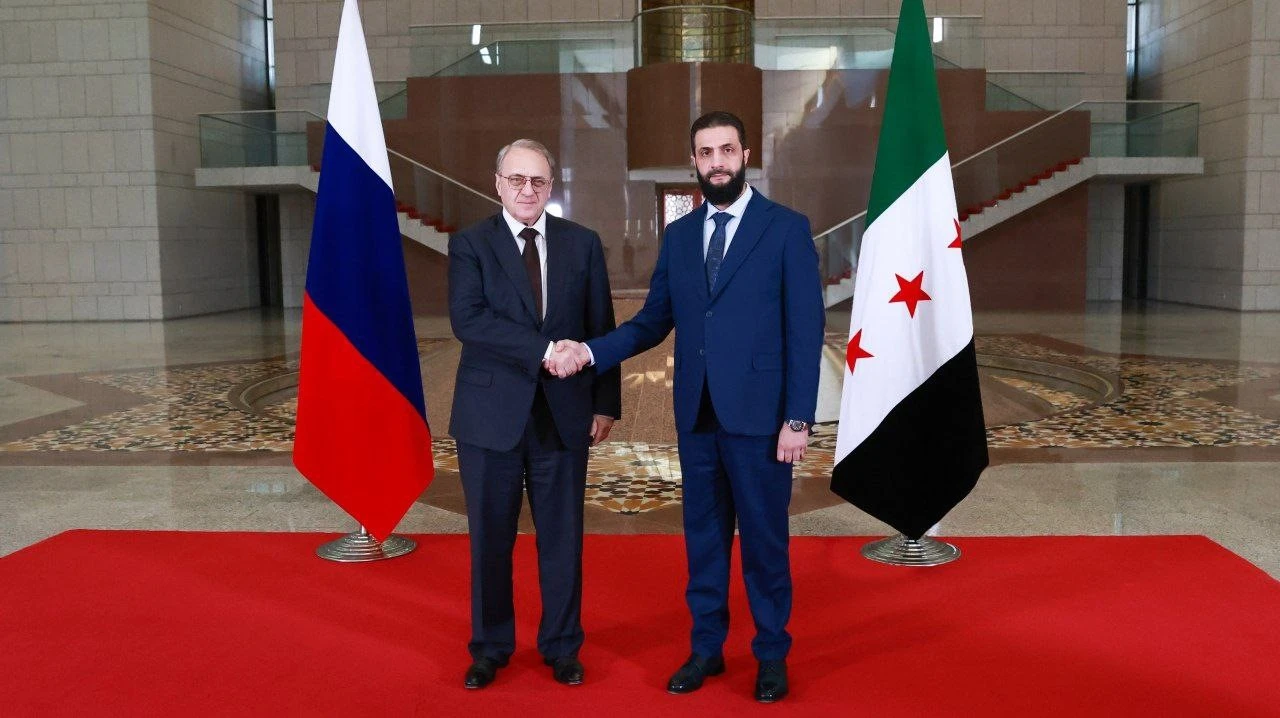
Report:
865,0,948,229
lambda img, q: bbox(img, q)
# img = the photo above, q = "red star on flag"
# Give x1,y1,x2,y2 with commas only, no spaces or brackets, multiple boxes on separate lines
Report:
889,271,931,317
846,330,873,373
949,218,963,249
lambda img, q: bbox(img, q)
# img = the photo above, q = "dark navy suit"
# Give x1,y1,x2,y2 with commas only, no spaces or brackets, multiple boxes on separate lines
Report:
588,190,824,661
448,212,620,663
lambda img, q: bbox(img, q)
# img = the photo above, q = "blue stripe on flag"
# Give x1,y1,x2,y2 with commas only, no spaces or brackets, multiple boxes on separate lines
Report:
305,123,426,420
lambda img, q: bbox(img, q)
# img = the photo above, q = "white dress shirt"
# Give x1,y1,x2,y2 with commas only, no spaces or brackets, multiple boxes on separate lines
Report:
502,208,549,320
583,185,754,369
501,209,554,361
702,184,753,260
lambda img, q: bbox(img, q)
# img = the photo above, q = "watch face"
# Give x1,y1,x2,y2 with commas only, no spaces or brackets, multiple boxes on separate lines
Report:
788,420,806,432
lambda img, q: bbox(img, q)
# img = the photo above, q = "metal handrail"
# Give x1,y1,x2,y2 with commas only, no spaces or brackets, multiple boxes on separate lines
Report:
408,5,753,27
386,149,500,207
816,210,868,239
633,4,752,19
197,109,323,133
200,109,323,117
427,34,630,78
949,101,1086,171
814,99,1201,238
952,99,1198,169
407,9,975,29
409,19,629,29
197,110,500,206
762,14,984,20
1096,101,1200,124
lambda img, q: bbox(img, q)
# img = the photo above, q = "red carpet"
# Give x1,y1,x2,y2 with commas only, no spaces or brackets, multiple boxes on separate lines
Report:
1,532,1277,717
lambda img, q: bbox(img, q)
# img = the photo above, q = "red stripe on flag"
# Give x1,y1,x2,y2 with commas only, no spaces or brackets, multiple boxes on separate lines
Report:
293,294,434,541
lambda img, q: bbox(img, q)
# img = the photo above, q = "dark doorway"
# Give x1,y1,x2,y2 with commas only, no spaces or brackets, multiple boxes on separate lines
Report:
255,194,283,307
1122,183,1150,300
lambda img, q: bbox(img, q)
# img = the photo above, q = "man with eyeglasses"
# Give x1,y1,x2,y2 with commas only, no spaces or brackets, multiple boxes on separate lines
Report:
447,138,621,690
545,111,824,703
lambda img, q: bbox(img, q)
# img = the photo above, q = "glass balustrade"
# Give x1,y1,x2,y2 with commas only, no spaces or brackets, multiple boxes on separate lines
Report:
197,110,317,168
408,14,1045,113
196,111,500,237
1087,101,1199,157
984,80,1044,112
813,214,866,297
409,21,633,77
387,150,501,236
407,13,982,75
814,100,1201,295
755,16,983,71
198,11,1201,300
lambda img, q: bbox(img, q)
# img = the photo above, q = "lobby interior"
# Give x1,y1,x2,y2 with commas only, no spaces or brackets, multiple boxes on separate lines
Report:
1,0,1278,582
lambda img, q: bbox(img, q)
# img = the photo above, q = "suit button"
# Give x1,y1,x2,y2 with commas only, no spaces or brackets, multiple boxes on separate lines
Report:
698,349,705,356
705,310,712,318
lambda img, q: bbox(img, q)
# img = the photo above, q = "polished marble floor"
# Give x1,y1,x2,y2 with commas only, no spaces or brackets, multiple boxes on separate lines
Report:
1,301,1277,578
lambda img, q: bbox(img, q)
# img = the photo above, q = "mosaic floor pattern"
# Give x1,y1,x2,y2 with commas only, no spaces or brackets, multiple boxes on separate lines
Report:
3,335,1279,514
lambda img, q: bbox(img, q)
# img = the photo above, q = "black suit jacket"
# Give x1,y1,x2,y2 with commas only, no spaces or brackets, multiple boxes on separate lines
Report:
448,213,621,452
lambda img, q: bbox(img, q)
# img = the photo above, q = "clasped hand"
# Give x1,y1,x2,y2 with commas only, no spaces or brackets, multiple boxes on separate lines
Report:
544,340,591,378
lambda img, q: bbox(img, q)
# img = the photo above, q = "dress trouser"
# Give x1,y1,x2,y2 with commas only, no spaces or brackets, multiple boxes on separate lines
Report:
677,385,794,661
457,385,588,661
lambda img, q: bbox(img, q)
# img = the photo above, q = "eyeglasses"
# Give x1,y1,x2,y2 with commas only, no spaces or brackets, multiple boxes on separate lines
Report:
498,173,551,191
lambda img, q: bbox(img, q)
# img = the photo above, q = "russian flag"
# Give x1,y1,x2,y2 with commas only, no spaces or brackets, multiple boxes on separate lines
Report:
292,0,434,542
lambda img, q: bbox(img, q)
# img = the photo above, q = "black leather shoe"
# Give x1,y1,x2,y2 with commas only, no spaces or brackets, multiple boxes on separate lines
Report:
666,654,725,694
463,657,505,690
754,659,788,703
544,656,585,685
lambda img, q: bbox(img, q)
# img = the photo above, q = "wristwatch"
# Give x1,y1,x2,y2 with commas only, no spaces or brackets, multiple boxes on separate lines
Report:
786,419,810,433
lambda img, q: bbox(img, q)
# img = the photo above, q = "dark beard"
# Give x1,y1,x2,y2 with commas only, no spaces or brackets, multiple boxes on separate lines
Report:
697,164,747,207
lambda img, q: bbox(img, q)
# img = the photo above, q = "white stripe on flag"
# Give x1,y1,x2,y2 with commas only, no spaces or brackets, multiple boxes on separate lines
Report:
327,0,393,190
835,153,974,463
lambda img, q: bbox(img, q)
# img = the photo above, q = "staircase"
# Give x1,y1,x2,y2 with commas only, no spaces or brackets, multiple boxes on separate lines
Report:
195,162,451,255
958,155,1202,240
817,100,1204,308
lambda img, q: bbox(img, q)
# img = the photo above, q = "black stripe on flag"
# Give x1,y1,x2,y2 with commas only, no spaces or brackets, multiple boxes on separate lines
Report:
831,339,989,539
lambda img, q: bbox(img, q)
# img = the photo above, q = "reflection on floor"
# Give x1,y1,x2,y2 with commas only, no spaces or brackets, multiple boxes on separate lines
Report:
1,301,1278,577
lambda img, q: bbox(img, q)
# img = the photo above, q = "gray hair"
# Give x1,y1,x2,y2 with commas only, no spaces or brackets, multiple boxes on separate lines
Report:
495,138,556,174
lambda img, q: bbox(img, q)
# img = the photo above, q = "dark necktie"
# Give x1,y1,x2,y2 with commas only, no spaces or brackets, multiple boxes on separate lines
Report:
705,211,732,291
519,226,543,320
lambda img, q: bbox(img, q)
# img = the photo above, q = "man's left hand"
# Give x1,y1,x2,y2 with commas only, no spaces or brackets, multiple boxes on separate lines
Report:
777,424,808,463
590,414,615,446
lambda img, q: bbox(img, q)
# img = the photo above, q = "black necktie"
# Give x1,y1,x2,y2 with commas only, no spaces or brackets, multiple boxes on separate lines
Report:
706,211,732,291
520,226,543,320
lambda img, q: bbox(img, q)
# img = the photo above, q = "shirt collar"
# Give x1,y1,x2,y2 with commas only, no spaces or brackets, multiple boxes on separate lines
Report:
704,184,753,222
502,207,548,240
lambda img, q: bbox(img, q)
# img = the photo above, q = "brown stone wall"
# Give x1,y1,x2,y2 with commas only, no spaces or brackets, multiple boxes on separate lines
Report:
963,184,1090,312
309,66,1092,307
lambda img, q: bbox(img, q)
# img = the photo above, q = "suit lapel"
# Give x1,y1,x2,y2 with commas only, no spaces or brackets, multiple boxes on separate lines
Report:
710,191,772,301
486,214,539,323
543,218,570,326
680,206,710,303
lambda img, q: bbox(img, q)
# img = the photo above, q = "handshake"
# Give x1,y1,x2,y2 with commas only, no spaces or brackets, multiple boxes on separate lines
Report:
543,340,592,378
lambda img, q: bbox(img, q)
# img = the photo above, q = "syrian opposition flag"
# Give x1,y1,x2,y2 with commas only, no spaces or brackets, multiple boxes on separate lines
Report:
292,0,433,541
830,0,988,540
